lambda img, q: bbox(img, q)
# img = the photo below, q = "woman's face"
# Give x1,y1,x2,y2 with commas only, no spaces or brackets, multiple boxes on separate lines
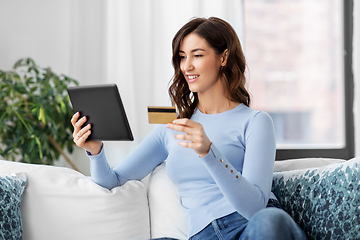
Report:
179,33,225,94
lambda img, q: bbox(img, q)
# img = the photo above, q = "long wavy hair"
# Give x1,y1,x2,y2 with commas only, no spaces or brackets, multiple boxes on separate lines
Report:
168,17,250,119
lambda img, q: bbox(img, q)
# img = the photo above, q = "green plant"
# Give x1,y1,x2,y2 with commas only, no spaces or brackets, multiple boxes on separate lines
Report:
0,58,79,170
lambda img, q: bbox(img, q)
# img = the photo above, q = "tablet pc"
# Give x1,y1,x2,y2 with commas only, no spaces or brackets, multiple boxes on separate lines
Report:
67,84,134,141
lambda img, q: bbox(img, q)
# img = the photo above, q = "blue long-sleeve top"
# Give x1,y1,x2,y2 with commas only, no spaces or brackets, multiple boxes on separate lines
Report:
88,104,277,237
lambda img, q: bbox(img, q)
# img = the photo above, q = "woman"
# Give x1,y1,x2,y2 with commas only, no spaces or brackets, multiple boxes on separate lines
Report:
71,17,307,240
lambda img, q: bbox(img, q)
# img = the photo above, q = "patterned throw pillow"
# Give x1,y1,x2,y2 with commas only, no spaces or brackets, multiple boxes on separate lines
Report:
272,157,360,240
0,173,27,240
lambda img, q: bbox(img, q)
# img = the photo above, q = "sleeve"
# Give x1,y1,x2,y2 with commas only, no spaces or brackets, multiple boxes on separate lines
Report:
201,111,276,220
88,125,169,189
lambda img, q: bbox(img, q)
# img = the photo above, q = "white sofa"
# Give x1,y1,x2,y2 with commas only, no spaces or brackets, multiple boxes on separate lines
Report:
0,157,353,240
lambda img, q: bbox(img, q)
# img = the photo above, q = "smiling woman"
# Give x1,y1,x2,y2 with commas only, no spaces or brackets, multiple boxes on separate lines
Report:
169,17,250,119
71,17,308,240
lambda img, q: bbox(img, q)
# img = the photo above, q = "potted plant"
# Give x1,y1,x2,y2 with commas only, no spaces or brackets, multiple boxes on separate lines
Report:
0,58,79,171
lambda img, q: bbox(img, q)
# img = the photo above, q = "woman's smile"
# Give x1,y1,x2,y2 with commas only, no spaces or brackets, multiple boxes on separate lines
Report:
187,74,200,83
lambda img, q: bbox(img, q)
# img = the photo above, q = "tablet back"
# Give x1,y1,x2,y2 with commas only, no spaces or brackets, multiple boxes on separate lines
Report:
67,84,134,141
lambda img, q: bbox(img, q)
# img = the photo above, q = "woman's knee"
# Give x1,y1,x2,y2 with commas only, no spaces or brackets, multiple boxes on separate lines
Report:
251,207,291,227
242,208,307,240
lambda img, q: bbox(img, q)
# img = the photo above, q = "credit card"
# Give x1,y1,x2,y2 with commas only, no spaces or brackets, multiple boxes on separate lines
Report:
148,106,177,124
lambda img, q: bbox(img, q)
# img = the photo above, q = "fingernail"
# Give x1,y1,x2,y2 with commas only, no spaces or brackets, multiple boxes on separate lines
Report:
172,120,177,124
166,124,171,128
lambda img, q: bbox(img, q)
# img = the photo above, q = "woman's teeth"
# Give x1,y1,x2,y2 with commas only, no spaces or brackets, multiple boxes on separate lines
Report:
188,75,199,80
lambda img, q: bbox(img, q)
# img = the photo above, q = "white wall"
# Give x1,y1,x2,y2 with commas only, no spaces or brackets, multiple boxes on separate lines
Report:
0,1,71,74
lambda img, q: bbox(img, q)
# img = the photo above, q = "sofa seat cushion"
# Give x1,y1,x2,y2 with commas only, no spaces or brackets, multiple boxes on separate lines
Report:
0,160,150,240
0,172,27,240
272,157,360,240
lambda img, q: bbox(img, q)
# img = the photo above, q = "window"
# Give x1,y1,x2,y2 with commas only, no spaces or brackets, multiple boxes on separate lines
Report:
270,112,311,145
244,0,354,160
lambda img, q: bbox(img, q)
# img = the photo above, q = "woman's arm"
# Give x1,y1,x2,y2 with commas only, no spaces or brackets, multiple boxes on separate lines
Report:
167,111,276,220
202,112,276,219
88,125,169,189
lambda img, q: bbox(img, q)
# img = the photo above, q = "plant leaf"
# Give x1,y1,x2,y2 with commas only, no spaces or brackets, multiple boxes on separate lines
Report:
38,107,46,125
13,59,23,69
32,135,43,159
13,110,33,134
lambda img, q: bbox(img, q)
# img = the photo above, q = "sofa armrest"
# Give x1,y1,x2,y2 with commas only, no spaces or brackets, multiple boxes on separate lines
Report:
0,160,150,240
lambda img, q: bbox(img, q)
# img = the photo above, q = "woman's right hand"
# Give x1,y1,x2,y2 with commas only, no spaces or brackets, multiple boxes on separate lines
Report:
71,112,103,155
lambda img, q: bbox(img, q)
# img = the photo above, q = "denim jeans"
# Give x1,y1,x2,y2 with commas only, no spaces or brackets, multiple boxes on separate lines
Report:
188,199,308,240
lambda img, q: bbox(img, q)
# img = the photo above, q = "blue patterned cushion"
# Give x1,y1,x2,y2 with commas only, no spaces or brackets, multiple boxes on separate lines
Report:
0,173,27,240
272,157,360,240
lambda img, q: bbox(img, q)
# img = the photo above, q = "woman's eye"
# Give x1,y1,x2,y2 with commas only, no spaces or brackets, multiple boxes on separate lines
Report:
179,55,186,60
194,54,203,58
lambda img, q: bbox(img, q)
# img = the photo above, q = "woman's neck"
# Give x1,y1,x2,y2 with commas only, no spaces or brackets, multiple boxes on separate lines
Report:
197,82,239,114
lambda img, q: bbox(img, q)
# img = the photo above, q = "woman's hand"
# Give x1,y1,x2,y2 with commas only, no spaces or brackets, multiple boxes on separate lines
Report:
71,112,103,155
167,119,211,158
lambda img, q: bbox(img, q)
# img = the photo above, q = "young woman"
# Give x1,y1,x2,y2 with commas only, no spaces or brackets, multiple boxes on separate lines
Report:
71,17,307,240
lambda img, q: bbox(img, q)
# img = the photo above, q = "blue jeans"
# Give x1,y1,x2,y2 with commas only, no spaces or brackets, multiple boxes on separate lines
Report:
189,199,307,240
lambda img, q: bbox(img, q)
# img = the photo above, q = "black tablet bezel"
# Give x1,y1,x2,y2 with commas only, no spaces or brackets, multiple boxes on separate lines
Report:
67,84,134,141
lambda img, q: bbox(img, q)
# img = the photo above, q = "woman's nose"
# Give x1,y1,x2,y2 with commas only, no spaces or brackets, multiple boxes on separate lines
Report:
182,58,194,72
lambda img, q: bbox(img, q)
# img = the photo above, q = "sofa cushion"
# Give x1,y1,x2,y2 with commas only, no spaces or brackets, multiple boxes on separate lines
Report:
0,172,27,240
148,162,188,240
0,160,150,240
272,157,360,240
274,158,345,172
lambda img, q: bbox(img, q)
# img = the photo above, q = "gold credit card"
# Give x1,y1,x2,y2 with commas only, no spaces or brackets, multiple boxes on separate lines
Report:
148,106,177,124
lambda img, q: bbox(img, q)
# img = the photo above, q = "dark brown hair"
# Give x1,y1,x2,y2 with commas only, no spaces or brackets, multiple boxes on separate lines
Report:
168,17,250,119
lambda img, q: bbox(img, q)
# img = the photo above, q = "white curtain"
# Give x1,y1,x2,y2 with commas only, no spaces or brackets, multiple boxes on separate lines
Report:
68,0,244,169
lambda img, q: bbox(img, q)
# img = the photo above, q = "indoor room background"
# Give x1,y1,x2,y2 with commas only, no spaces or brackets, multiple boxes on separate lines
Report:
0,0,359,175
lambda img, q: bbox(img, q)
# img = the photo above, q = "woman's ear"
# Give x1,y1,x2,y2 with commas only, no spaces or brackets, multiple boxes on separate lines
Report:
221,49,229,67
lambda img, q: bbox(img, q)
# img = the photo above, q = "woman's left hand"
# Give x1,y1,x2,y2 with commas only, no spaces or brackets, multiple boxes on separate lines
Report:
167,119,211,158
